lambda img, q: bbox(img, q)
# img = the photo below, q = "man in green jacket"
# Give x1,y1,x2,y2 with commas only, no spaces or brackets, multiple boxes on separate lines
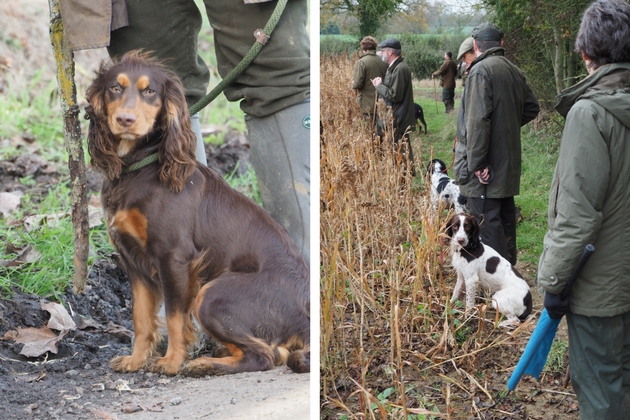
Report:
432,51,458,113
352,36,387,119
537,1,630,417
372,38,416,175
453,23,539,265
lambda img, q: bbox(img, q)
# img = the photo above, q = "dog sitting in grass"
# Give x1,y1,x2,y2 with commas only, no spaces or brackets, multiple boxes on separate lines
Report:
446,213,532,327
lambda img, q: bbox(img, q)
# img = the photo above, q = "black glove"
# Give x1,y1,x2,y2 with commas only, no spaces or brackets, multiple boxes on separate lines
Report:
544,291,570,319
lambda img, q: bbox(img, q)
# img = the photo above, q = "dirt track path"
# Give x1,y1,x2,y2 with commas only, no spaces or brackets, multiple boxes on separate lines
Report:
116,368,310,419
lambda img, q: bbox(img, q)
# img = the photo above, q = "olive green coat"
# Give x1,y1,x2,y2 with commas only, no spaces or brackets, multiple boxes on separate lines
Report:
537,63,630,317
352,51,387,114
453,48,539,198
375,57,416,135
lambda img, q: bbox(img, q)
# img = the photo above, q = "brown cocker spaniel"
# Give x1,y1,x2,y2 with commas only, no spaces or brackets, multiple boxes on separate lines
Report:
85,51,310,376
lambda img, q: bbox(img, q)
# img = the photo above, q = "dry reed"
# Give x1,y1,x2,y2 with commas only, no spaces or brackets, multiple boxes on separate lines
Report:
320,54,529,419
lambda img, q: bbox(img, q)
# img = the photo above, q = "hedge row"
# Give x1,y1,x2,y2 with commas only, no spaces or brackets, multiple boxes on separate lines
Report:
320,34,468,80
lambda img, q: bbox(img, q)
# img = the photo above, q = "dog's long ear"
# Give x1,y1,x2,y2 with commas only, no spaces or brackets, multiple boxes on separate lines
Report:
85,62,123,180
158,75,197,192
445,214,458,240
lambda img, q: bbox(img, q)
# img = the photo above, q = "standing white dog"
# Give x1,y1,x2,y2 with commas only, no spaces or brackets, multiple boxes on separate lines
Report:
446,213,532,325
427,159,467,214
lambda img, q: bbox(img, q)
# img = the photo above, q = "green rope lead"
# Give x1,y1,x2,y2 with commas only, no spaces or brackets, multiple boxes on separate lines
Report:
188,0,289,116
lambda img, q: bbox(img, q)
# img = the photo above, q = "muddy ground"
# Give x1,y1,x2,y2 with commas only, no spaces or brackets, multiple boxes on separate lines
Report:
0,138,310,420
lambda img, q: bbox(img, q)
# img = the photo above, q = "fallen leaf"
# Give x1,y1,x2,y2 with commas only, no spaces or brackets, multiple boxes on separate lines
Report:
139,403,163,412
0,192,21,217
11,326,60,357
74,315,100,330
104,322,133,340
41,301,76,333
0,243,42,267
2,330,18,341
23,212,69,232
121,403,142,413
22,205,102,231
14,372,47,383
89,194,102,207
88,205,104,227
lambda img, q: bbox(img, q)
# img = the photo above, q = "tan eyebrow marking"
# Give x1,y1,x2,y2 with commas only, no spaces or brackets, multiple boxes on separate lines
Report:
116,73,130,88
136,75,150,91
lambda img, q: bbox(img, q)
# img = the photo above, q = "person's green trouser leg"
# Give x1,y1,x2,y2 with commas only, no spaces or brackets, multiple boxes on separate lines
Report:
246,101,310,266
567,311,630,419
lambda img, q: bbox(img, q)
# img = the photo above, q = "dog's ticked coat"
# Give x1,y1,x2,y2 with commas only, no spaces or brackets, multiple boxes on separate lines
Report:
427,159,467,214
446,213,532,325
85,51,309,376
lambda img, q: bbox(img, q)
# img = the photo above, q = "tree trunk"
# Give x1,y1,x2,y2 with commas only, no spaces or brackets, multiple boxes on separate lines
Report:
48,0,89,294
552,26,565,94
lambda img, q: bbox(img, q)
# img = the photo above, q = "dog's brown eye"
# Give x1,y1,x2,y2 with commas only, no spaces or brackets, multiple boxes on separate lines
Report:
144,88,156,96
110,86,121,93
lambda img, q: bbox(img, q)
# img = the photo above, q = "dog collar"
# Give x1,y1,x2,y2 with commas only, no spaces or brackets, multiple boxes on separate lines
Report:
123,152,159,173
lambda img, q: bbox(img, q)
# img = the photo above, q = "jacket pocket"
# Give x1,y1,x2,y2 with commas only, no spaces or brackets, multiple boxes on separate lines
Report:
549,174,559,219
453,142,471,184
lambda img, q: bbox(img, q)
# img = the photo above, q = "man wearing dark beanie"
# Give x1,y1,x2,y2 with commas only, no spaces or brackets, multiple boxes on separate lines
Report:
452,23,540,265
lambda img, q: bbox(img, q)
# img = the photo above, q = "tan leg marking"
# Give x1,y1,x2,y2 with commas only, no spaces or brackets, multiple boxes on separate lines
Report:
110,280,161,372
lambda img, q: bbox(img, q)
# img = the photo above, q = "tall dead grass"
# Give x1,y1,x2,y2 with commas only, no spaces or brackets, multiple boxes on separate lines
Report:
320,54,529,419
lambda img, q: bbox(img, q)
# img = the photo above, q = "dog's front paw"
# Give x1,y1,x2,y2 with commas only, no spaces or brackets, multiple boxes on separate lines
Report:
498,317,522,328
110,355,146,372
145,356,185,376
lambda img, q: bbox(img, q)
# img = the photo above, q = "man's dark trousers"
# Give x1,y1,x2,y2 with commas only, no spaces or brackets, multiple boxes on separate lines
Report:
466,196,516,264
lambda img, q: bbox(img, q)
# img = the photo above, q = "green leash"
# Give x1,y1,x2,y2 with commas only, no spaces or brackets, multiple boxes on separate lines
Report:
124,0,288,174
123,152,159,173
187,0,288,116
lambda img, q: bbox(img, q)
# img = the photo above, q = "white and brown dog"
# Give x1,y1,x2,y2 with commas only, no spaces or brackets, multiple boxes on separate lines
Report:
427,159,467,214
446,213,532,326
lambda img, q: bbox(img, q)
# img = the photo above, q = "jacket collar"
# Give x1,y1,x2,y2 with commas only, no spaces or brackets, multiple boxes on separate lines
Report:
388,56,403,70
555,63,630,118
468,47,504,73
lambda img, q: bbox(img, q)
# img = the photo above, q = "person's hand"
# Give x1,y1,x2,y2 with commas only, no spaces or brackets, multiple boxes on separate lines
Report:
474,167,491,184
544,291,570,319
372,77,382,87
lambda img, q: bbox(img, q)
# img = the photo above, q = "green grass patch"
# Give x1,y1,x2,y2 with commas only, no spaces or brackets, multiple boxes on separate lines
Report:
0,181,113,297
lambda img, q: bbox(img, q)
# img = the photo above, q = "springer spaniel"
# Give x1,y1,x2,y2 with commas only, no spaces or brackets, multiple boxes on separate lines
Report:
84,51,309,376
446,213,532,326
427,159,467,214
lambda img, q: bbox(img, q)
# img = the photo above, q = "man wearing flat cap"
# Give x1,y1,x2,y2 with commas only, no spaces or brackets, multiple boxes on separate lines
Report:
372,38,416,174
453,23,540,265
456,37,475,87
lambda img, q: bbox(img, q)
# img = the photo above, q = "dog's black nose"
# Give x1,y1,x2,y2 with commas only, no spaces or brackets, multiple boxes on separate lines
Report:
116,113,137,127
